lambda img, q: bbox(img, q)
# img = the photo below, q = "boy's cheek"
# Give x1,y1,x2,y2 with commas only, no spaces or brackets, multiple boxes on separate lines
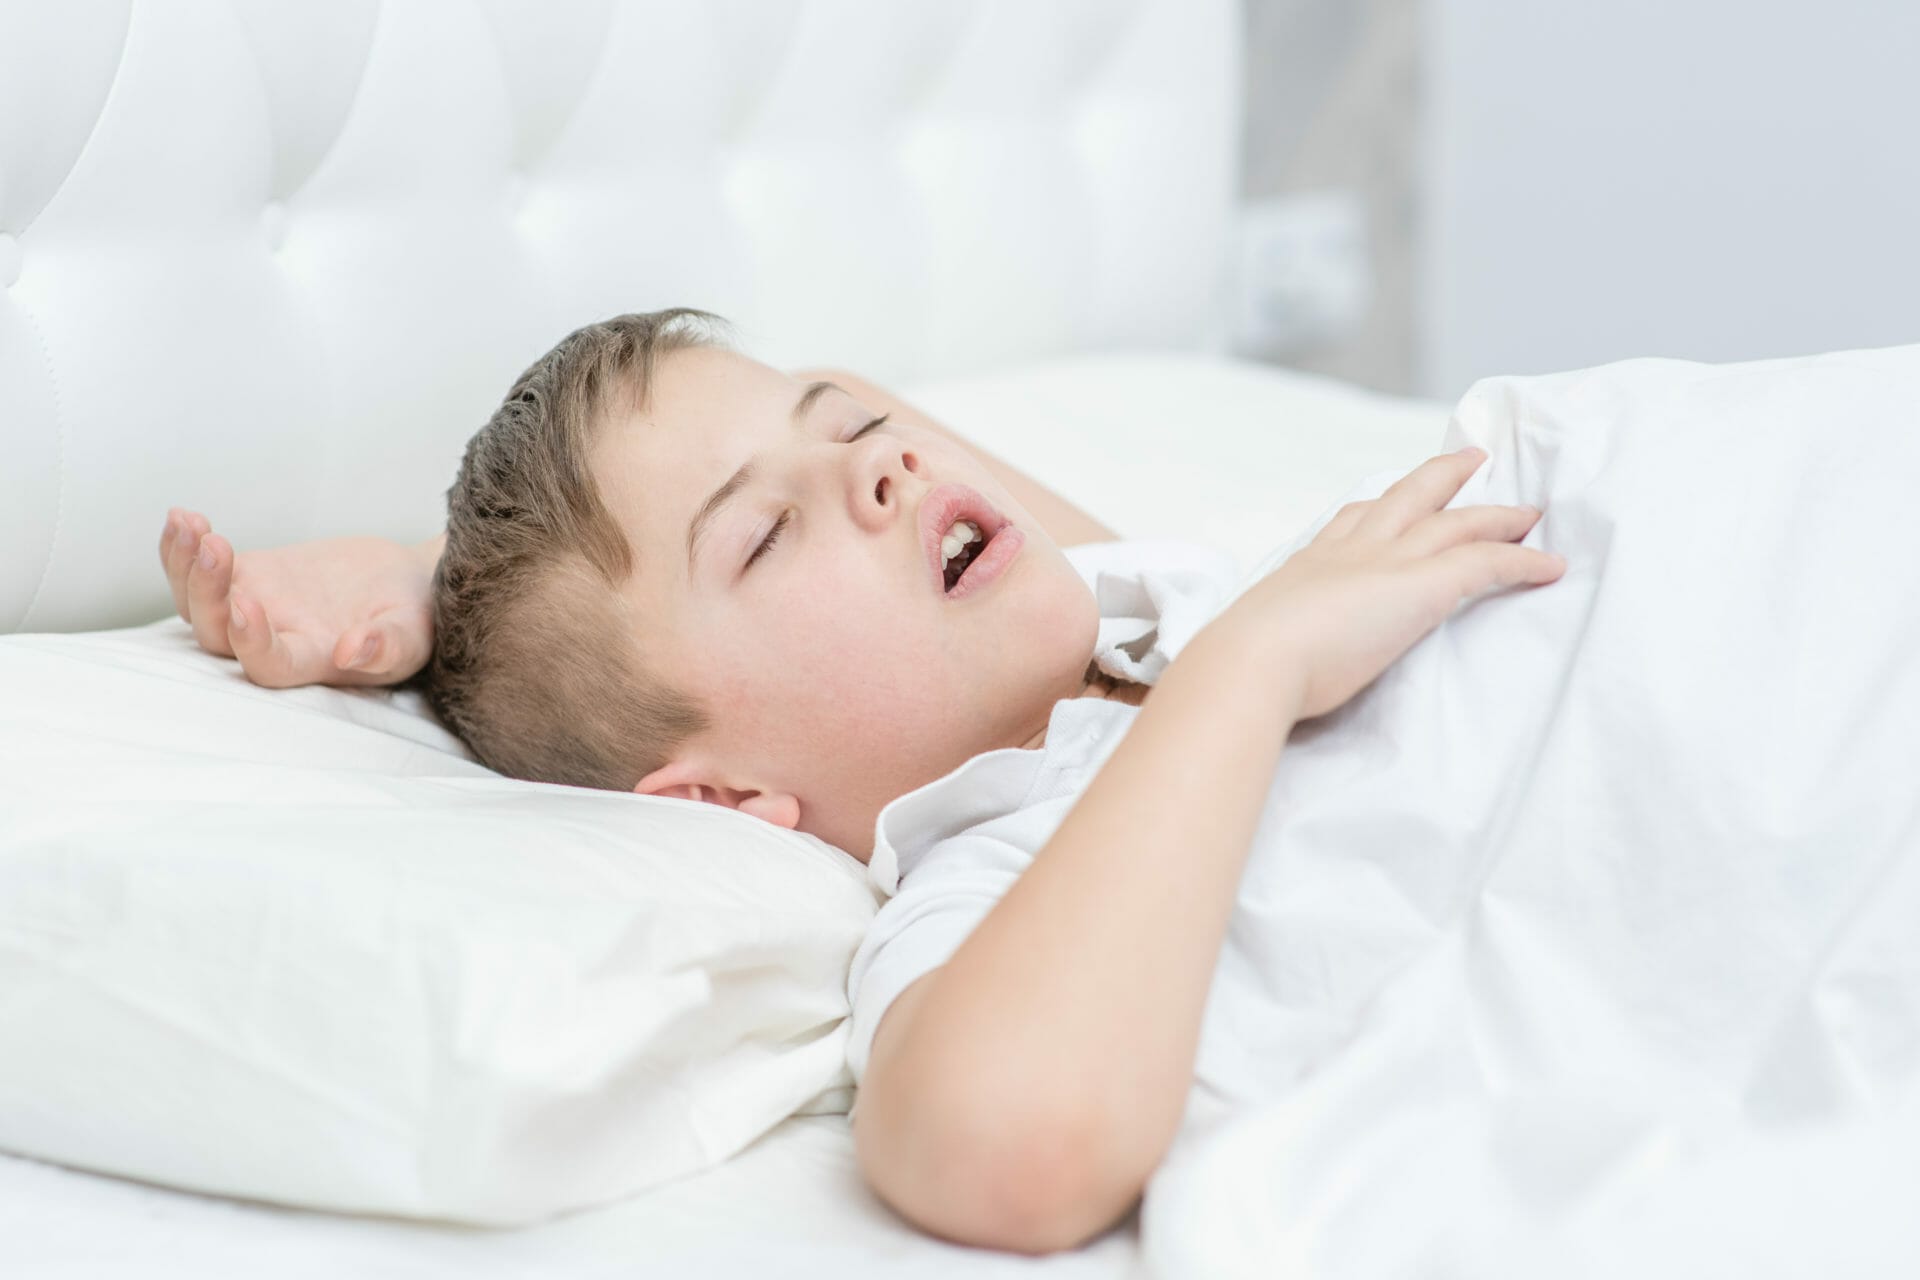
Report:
738,597,882,684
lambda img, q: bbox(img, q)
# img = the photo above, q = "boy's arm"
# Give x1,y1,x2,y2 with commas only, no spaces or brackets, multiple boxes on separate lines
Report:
791,368,1121,547
853,620,1305,1253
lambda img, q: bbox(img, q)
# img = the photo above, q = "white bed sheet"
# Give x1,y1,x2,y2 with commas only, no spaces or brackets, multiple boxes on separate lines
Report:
1141,345,1920,1277
0,1114,1142,1279
0,355,1447,1276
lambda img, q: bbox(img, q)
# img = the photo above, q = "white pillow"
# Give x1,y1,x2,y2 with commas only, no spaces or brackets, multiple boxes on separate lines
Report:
0,619,877,1225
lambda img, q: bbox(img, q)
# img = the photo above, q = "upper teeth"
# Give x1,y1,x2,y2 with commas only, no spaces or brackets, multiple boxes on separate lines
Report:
940,519,983,564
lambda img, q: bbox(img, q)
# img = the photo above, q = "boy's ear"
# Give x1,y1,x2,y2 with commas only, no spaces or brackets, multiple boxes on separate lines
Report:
633,761,801,831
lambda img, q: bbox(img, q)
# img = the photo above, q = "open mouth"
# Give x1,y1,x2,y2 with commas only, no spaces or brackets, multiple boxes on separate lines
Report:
922,485,1009,597
942,520,992,591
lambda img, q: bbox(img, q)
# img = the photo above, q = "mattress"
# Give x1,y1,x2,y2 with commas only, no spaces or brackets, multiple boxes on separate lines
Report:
0,354,1448,1276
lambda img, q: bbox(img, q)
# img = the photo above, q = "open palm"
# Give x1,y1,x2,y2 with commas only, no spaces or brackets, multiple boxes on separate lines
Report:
158,509,436,688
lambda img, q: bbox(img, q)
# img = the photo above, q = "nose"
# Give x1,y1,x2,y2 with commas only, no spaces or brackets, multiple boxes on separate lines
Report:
851,437,923,531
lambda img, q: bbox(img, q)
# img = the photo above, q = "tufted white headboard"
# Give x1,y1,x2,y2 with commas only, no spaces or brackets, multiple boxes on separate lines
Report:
1,0,1238,633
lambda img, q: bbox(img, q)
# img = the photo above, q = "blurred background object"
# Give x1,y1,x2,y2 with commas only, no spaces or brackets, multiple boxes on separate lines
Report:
1238,0,1414,392
1238,0,1920,400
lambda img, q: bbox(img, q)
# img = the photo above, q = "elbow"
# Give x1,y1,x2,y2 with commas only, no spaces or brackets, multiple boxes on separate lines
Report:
857,1095,1142,1255
975,1114,1142,1255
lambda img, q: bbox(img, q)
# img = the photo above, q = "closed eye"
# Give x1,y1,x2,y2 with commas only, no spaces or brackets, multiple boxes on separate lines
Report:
745,512,788,568
743,415,890,571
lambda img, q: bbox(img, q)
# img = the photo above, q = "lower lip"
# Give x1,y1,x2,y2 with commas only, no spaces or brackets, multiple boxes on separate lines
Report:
945,526,1024,601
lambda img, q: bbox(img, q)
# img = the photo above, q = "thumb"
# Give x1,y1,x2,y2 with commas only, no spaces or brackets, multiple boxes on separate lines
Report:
334,626,383,674
338,605,433,679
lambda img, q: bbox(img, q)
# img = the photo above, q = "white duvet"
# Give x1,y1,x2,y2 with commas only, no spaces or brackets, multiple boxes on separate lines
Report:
1143,346,1920,1278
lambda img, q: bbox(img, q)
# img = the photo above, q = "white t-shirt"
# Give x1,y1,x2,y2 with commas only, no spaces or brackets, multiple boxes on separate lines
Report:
843,537,1250,1086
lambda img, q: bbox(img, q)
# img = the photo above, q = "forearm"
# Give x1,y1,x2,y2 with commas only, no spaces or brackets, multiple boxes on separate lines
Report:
859,619,1303,1251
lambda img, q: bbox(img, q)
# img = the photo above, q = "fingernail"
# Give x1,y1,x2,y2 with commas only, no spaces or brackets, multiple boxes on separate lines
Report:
229,600,247,632
197,542,215,571
345,635,377,670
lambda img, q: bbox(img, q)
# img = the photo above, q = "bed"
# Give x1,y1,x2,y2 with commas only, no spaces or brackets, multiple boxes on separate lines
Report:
0,1113,1131,1279
14,8,1920,1274
0,3,1458,1273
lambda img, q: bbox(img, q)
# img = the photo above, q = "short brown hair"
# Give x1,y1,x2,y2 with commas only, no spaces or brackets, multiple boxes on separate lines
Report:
423,309,723,790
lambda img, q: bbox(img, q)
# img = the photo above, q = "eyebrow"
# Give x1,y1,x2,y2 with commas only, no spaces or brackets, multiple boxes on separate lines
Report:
685,381,844,571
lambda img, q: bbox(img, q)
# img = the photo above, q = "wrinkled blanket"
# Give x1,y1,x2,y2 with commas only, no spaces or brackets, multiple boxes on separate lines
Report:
1144,346,1920,1278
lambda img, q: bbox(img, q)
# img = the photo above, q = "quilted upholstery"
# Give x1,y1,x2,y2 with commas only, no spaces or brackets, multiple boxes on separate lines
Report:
0,0,1237,632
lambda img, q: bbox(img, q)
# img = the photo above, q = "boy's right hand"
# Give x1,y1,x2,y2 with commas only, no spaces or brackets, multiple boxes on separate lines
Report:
158,509,438,689
1215,447,1566,721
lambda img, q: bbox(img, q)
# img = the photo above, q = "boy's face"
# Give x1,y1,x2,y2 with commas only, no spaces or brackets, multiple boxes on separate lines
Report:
593,346,1100,862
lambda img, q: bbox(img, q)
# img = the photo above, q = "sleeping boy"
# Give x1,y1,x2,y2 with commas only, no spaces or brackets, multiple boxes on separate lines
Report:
154,309,1565,1252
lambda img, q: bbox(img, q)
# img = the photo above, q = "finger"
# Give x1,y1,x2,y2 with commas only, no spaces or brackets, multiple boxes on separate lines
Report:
163,510,204,622
186,531,237,657
334,605,433,683
1359,448,1488,538
1405,503,1542,558
332,626,382,677
224,588,277,682
226,590,317,689
331,622,409,684
158,509,189,621
1438,540,1568,599
1318,501,1372,540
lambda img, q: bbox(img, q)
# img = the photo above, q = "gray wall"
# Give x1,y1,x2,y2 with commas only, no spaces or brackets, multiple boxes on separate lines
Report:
1422,0,1920,399
1243,0,1920,400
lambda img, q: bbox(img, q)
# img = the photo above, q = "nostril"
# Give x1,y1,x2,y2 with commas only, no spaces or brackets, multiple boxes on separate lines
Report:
874,476,889,504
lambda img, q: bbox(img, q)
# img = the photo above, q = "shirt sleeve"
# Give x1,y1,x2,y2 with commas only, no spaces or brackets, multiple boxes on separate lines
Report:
844,831,1025,1087
844,784,1086,1089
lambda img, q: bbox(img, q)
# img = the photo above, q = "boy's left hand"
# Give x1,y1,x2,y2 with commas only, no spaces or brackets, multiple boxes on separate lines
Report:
158,509,436,689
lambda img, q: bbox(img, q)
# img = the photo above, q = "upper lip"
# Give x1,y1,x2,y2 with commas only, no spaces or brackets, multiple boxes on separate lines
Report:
918,484,1008,593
